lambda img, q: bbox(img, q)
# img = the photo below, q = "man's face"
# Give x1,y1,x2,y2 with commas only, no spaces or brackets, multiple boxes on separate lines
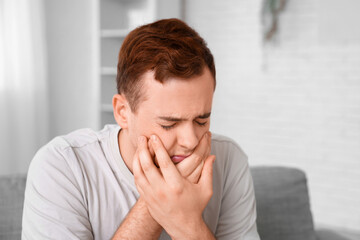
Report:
126,67,215,164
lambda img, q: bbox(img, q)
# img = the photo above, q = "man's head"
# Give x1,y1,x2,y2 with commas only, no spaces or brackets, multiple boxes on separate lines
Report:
116,18,216,112
113,18,216,166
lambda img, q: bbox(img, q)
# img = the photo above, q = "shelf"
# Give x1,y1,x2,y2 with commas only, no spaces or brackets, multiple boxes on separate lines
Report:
101,67,117,75
101,104,113,112
99,0,183,128
101,29,129,38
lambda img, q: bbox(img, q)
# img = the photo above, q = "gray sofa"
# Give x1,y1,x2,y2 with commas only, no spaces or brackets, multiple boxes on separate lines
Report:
0,174,25,239
251,166,351,240
0,167,354,239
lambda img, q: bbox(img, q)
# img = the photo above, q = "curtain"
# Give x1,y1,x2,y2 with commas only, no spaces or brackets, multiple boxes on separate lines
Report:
0,0,48,175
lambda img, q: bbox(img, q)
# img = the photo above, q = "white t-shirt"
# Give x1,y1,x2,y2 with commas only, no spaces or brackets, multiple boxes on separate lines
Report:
22,125,259,240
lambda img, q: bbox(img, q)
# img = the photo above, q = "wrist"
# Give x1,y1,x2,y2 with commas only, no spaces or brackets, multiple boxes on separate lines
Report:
171,217,213,240
137,197,162,230
112,197,163,239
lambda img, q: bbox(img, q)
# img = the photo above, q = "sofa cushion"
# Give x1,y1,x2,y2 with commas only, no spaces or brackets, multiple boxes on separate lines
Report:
250,166,317,240
0,174,27,239
316,229,353,240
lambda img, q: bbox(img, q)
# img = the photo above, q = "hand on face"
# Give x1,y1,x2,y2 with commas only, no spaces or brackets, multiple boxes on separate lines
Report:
175,131,212,183
147,131,212,183
133,133,215,239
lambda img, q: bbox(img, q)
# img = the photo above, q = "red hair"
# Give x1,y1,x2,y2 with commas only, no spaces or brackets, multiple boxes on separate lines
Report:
116,18,216,112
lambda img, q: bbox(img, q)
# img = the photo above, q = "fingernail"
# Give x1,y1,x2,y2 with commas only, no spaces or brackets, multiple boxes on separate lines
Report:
205,132,209,138
151,135,157,142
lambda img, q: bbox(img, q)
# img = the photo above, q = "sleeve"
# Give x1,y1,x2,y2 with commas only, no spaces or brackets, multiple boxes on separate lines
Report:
215,141,260,240
22,141,93,240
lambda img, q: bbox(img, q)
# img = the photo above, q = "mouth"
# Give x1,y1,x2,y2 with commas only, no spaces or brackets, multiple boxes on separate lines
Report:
171,155,190,164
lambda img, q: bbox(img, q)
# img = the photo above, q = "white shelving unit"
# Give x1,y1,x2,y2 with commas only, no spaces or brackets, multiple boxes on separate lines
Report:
99,0,183,128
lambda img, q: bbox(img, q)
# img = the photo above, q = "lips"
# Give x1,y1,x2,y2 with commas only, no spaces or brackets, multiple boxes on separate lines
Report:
171,155,190,164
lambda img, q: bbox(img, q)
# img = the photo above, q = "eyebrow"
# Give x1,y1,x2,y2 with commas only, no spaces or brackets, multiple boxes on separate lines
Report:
158,112,211,122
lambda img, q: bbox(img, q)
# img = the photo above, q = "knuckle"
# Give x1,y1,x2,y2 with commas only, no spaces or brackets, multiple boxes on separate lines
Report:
139,153,152,170
170,184,184,195
160,158,171,168
138,149,147,159
134,174,141,183
140,159,151,171
133,162,140,175
141,162,151,172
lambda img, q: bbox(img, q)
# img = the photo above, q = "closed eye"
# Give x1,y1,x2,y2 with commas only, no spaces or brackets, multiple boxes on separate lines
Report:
160,123,176,130
195,121,207,126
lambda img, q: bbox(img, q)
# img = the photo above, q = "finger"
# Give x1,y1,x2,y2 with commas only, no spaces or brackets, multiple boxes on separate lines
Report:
133,152,150,193
207,131,212,155
147,140,157,167
202,131,212,158
135,183,157,210
177,131,211,177
147,139,155,158
149,135,182,184
186,159,204,183
135,182,145,197
199,155,215,190
133,156,157,204
137,136,164,184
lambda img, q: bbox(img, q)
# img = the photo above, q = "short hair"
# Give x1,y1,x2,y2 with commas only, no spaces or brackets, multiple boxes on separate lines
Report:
116,18,216,112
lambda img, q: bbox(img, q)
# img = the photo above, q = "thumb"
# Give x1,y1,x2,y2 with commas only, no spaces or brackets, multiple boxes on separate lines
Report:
199,155,215,188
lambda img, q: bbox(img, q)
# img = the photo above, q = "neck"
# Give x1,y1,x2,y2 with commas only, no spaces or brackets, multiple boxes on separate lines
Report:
118,129,135,173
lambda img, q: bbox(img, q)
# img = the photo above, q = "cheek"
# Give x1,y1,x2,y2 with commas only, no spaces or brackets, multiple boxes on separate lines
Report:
131,115,154,137
157,132,177,152
198,120,211,135
127,117,152,148
196,128,209,142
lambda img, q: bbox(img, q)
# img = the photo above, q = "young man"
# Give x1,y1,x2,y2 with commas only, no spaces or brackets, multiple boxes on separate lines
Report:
22,19,259,239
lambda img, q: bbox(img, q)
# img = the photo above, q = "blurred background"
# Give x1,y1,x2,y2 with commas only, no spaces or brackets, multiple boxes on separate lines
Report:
1,0,359,237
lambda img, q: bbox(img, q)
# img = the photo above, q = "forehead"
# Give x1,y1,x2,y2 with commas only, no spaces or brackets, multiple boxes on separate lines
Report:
137,68,215,117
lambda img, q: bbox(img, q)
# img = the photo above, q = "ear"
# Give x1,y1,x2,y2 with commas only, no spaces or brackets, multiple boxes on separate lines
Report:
113,94,131,129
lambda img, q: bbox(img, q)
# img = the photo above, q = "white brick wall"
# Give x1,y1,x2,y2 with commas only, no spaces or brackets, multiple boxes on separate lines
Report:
185,0,360,233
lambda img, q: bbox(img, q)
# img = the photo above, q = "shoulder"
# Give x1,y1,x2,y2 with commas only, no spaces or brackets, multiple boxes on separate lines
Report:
33,124,118,161
28,125,119,183
23,129,107,238
210,133,251,188
60,124,119,148
211,133,248,163
207,135,259,240
30,128,96,169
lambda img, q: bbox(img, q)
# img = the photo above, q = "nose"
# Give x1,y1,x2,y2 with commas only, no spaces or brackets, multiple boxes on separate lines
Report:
177,124,199,152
